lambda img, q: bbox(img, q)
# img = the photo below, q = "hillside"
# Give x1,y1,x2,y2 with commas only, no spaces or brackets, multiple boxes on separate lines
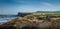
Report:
0,14,60,29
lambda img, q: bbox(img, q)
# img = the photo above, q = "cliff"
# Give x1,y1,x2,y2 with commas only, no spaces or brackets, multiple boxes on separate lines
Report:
17,12,32,17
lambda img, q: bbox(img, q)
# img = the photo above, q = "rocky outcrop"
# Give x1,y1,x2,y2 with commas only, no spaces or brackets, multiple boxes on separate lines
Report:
18,12,32,17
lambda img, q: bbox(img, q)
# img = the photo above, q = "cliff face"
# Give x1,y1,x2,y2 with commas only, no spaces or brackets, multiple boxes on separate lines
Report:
18,12,32,17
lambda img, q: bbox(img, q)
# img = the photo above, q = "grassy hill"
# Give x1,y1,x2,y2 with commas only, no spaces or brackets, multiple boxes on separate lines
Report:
36,11,60,13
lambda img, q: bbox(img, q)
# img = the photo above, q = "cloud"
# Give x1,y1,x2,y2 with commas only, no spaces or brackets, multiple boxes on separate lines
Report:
39,2,60,11
41,2,53,6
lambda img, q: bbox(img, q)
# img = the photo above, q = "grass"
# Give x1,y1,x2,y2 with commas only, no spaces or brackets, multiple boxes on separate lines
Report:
1,11,60,29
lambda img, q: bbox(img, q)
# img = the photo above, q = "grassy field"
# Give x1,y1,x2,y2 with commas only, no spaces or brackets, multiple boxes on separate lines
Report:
17,11,60,29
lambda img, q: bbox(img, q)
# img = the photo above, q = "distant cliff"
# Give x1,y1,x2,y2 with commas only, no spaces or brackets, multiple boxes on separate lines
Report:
18,12,32,17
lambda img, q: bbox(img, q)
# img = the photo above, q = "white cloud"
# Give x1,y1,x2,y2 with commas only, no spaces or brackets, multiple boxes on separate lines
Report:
41,2,53,6
39,2,60,11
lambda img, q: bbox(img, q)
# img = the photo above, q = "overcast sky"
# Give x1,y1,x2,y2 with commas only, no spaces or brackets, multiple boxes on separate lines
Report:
0,0,60,14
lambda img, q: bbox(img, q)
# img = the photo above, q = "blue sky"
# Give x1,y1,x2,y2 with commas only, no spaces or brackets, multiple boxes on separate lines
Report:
0,0,60,14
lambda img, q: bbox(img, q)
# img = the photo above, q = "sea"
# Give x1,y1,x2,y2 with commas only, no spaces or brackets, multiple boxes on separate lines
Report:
0,15,19,25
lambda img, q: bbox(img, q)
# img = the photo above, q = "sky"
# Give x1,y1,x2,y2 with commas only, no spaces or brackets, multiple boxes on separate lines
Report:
0,0,60,14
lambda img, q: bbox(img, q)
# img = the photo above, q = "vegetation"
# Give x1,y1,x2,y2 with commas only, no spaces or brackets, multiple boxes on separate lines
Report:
0,11,60,29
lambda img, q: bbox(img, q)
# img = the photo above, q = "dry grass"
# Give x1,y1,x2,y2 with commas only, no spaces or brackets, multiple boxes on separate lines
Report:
0,14,60,29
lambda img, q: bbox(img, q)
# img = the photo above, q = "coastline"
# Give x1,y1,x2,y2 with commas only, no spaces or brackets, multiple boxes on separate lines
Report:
0,14,60,29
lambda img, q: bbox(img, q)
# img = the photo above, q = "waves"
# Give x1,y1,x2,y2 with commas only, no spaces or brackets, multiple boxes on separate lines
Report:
0,15,18,25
